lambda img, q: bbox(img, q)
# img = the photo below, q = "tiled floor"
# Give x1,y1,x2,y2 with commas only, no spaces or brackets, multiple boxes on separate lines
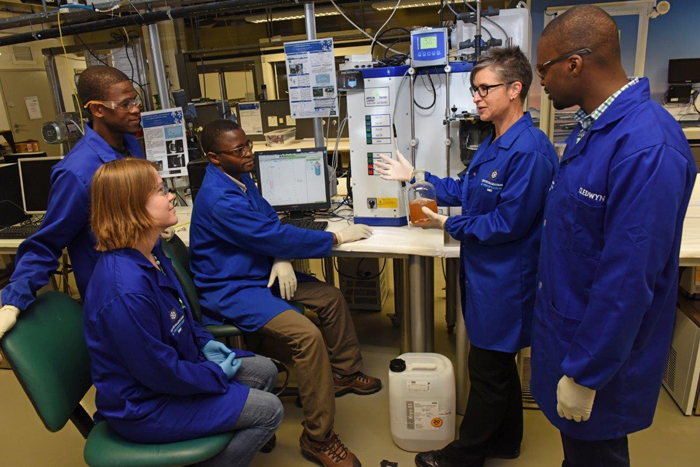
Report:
1,261,699,466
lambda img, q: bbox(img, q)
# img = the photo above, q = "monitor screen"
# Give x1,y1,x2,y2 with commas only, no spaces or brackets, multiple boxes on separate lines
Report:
668,58,700,84
18,157,62,214
255,148,330,212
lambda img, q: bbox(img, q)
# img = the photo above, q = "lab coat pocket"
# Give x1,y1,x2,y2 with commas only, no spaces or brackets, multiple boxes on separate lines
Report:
566,194,605,259
548,301,581,346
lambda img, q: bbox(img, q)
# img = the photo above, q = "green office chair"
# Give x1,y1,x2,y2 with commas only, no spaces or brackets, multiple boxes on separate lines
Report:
0,291,235,467
161,235,244,345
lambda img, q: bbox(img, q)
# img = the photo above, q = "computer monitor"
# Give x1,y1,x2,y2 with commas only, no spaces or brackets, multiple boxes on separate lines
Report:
3,152,47,164
18,157,62,214
668,58,700,84
255,147,330,213
0,163,26,228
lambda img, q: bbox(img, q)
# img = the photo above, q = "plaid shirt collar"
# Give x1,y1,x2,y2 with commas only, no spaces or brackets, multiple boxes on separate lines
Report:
574,77,640,143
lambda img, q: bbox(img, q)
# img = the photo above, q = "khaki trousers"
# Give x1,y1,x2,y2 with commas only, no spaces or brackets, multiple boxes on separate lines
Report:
260,281,363,441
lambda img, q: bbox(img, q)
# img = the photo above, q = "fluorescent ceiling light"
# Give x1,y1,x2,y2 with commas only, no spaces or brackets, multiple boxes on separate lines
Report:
246,6,340,23
372,0,441,11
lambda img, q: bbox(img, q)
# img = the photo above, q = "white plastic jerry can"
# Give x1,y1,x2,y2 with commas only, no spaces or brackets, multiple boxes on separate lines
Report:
388,353,456,452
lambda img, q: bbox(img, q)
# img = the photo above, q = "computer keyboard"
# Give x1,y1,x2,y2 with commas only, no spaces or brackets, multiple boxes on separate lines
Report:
0,224,40,239
280,218,329,231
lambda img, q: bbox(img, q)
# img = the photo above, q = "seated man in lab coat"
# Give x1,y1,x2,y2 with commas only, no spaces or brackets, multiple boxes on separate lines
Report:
190,119,380,467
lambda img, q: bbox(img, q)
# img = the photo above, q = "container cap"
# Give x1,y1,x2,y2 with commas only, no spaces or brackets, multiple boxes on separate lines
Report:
389,358,406,372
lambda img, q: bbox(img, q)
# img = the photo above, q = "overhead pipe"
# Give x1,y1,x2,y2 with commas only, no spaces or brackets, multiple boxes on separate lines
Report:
0,0,294,47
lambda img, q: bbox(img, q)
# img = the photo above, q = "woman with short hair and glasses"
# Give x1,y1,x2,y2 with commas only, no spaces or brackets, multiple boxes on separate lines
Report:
375,46,558,467
83,158,282,467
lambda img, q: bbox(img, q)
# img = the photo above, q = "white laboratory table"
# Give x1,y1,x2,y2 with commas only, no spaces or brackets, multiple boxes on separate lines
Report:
173,205,446,352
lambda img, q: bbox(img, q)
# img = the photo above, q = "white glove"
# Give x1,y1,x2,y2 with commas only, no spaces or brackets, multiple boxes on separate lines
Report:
374,150,414,182
0,305,20,340
161,227,175,241
418,207,448,230
557,375,596,422
267,259,297,300
336,225,374,245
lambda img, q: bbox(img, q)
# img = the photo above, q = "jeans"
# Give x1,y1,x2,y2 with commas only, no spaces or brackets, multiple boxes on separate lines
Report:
194,355,284,467
561,432,630,467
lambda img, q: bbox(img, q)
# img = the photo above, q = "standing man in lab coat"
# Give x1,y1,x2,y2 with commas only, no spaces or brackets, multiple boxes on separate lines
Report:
531,6,696,466
189,119,380,467
0,66,143,340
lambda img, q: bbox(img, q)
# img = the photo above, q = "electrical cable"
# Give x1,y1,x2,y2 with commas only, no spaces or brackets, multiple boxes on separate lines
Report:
328,0,401,54
370,27,411,58
57,11,85,133
370,0,403,54
414,71,437,110
334,257,387,281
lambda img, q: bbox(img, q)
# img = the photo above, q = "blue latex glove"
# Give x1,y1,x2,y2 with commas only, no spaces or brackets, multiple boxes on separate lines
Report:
203,340,232,364
218,352,240,380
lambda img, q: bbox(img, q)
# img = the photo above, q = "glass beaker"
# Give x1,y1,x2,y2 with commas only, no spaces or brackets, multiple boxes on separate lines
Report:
408,170,438,226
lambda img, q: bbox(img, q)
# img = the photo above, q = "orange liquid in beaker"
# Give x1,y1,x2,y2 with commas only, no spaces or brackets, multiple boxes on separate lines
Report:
409,198,438,226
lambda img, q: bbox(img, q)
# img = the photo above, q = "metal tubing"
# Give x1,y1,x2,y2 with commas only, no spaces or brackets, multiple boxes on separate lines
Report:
423,257,435,351
444,68,451,177
408,255,426,352
0,0,290,47
475,0,482,58
218,70,227,114
44,54,65,115
147,22,170,109
304,2,325,148
409,68,416,165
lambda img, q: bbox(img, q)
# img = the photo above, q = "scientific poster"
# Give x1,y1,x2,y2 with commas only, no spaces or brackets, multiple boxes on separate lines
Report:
141,108,189,178
284,38,337,119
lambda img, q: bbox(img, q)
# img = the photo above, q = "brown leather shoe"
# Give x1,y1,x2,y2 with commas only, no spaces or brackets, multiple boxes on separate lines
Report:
300,429,361,467
333,371,382,396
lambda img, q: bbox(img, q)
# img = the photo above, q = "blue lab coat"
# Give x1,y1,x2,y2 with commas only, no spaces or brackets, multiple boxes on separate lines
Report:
428,113,557,353
530,79,696,440
1,123,143,310
190,164,334,331
84,244,253,443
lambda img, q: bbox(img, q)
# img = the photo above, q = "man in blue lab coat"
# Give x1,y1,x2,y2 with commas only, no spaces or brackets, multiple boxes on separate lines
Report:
189,119,380,467
531,6,696,466
0,66,143,340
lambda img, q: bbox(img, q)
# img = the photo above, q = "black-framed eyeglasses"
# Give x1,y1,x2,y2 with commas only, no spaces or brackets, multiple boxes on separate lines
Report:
470,83,507,98
536,47,592,79
218,140,254,158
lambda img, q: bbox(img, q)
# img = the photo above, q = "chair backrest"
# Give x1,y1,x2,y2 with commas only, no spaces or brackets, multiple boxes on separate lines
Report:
0,291,92,432
161,234,204,322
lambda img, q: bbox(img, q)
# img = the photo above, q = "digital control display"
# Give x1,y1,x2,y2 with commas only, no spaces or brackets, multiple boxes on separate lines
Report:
420,36,437,50
410,29,448,67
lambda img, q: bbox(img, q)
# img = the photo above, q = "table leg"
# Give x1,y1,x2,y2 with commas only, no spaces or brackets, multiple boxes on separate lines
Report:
393,258,411,354
423,257,435,352
409,255,426,352
324,257,335,286
456,302,470,422
445,258,458,334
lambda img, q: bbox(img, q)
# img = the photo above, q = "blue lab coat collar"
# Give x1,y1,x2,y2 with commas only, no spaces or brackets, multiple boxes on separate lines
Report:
562,78,650,164
110,244,179,293
470,112,533,169
83,121,143,164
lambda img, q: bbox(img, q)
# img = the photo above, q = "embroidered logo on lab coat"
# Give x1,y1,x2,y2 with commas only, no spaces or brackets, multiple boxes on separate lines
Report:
169,309,185,334
170,310,177,321
490,170,498,179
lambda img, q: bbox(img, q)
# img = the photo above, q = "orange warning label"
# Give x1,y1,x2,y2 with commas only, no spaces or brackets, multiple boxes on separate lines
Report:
431,418,443,428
